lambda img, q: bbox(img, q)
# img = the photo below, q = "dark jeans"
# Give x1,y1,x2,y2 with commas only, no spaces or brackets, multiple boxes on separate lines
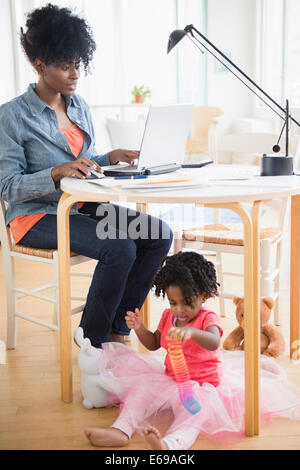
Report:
20,202,173,346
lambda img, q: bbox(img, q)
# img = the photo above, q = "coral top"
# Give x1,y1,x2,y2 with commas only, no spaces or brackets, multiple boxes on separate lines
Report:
10,123,84,244
157,307,223,387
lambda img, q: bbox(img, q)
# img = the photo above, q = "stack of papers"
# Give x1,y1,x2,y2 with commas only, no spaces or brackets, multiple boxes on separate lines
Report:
87,174,208,192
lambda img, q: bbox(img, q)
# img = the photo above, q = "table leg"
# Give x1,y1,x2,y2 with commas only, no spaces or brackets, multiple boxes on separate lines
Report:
238,205,255,436
204,201,261,436
230,202,261,435
251,201,262,435
234,202,261,435
57,193,73,403
290,195,300,361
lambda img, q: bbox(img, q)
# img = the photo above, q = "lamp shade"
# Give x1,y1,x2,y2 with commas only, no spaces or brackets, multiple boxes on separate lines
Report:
167,29,188,53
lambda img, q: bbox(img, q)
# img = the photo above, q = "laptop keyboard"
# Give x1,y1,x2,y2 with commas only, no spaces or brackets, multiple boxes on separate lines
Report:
102,164,138,171
115,165,138,171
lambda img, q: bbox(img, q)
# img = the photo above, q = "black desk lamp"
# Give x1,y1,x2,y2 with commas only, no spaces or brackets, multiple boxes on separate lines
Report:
167,24,300,176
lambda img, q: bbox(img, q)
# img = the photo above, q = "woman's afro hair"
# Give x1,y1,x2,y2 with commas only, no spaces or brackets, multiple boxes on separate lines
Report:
20,3,96,73
152,251,219,307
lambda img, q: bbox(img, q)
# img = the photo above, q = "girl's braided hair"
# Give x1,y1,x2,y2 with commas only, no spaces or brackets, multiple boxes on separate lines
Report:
20,3,96,74
153,251,219,307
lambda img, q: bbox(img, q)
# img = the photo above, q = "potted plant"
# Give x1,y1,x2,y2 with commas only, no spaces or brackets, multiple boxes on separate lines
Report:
131,85,151,103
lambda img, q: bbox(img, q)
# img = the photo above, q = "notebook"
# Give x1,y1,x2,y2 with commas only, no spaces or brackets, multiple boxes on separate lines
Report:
102,104,194,176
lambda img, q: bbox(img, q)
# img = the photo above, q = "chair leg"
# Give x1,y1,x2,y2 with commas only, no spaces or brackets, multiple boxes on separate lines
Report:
53,252,59,327
5,256,17,349
273,240,282,326
260,239,276,314
173,231,183,254
273,292,280,326
215,252,226,317
186,151,192,163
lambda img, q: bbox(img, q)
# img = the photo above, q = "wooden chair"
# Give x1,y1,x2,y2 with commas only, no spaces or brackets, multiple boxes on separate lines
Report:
216,132,280,165
177,131,292,325
292,134,300,172
0,200,92,349
173,201,288,327
185,106,223,162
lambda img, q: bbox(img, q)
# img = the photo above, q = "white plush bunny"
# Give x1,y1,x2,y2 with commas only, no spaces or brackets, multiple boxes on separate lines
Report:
75,327,123,409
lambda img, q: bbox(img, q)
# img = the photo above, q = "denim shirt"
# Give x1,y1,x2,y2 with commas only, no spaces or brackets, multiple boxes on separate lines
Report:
0,83,111,225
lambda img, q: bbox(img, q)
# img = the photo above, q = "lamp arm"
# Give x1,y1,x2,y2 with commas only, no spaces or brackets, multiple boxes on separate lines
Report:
187,32,285,122
185,24,300,129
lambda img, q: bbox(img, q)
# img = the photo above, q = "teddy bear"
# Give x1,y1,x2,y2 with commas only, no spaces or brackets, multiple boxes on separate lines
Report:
222,297,285,358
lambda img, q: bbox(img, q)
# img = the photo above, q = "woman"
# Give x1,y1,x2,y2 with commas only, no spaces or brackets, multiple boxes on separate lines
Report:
0,3,172,347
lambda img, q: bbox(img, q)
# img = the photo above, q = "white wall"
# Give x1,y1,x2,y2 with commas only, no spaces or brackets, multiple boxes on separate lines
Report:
206,0,256,122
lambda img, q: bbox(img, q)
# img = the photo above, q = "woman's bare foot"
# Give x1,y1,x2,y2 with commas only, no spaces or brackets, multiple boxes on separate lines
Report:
143,426,168,450
84,427,129,447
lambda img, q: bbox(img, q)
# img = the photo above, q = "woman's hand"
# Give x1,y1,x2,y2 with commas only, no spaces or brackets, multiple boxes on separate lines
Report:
125,308,143,331
167,327,194,343
109,149,140,165
51,158,103,183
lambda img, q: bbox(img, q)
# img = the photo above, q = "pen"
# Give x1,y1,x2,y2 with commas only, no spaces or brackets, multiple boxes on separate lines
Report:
114,175,148,180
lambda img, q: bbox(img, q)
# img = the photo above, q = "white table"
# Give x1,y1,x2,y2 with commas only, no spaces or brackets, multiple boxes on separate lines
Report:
57,165,300,437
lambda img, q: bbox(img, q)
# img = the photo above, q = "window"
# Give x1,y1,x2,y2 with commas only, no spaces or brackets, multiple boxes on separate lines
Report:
174,0,207,105
81,0,177,105
259,0,300,108
284,0,300,106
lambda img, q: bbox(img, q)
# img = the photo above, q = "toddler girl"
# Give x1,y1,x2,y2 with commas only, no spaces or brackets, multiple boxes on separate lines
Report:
85,251,300,449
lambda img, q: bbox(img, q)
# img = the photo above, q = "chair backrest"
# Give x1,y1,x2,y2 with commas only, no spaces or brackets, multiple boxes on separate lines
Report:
217,132,281,165
90,105,148,154
190,106,224,140
0,200,12,252
293,135,300,171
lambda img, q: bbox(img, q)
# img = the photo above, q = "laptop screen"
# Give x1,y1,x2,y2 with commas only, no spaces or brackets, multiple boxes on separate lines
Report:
137,104,194,170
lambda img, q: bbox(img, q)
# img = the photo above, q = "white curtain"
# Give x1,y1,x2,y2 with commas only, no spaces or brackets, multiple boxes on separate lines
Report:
176,0,207,104
0,0,21,103
259,0,300,109
10,0,84,96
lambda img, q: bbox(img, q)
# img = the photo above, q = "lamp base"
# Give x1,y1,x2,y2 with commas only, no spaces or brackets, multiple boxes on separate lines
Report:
260,154,293,176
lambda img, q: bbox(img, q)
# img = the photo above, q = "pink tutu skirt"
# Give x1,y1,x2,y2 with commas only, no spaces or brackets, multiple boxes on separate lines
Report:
99,343,300,444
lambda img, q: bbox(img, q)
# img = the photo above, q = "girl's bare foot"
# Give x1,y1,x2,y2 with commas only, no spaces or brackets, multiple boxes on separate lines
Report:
84,427,129,447
143,426,168,450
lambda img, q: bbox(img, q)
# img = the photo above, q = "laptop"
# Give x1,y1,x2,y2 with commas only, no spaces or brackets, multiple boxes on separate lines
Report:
102,104,194,176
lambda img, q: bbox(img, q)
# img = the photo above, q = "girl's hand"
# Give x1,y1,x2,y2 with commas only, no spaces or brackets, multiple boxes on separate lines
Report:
51,158,103,182
125,308,143,331
109,149,140,165
167,327,194,343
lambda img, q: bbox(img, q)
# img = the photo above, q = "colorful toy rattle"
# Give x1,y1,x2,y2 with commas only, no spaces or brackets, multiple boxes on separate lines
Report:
167,338,202,415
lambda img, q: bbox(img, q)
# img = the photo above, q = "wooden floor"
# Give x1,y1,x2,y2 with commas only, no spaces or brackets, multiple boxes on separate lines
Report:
0,247,300,450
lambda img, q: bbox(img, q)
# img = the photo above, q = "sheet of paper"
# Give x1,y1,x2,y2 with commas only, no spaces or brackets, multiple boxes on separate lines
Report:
86,173,208,191
211,175,296,189
205,165,260,180
120,181,208,191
